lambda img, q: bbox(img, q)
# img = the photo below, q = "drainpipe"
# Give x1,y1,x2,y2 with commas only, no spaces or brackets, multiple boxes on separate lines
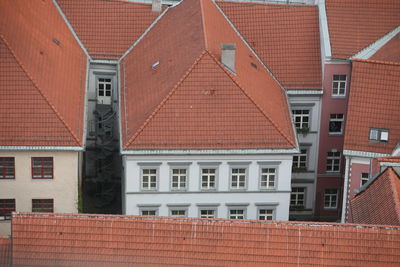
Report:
341,156,351,222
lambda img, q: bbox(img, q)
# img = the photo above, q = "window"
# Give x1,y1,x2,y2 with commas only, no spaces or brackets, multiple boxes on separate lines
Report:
324,189,338,209
229,209,245,219
200,209,215,219
170,209,187,217
326,151,341,172
361,173,369,187
260,168,276,189
201,168,216,190
171,168,187,190
97,78,112,97
32,157,53,179
329,114,344,134
32,199,54,213
258,209,274,220
141,169,157,190
292,110,310,129
231,168,246,189
141,210,157,216
292,149,307,171
0,157,15,179
332,75,346,96
369,128,389,142
290,187,305,208
0,199,15,220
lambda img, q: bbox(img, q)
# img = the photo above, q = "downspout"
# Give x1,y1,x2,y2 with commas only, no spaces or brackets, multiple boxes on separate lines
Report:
341,155,351,222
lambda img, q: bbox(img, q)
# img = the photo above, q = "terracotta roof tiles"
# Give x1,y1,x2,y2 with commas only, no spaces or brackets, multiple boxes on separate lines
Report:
0,236,11,267
11,212,400,266
217,1,322,90
371,34,400,63
344,60,400,154
56,0,166,59
120,0,296,150
326,0,400,59
351,167,400,226
0,0,87,147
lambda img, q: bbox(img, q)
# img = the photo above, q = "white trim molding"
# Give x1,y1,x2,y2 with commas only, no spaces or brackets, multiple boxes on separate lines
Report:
0,146,84,151
343,149,390,159
121,148,299,155
286,90,323,96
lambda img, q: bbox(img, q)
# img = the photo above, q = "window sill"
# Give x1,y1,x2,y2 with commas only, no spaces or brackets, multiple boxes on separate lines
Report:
323,207,338,210
331,95,346,99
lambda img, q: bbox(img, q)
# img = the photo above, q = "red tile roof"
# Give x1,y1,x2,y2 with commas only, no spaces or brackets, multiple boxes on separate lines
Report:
351,167,400,226
326,0,400,59
371,34,400,63
377,156,400,163
120,0,296,150
11,212,400,266
0,236,11,267
56,0,166,59
0,0,87,147
217,1,322,90
344,60,400,154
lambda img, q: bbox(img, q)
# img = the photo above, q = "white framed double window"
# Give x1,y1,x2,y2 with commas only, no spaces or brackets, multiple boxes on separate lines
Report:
292,149,307,171
326,150,341,172
169,209,187,217
230,168,247,190
329,114,344,135
369,128,389,142
292,109,310,129
228,208,246,220
96,76,113,105
324,189,338,209
140,167,158,191
200,164,219,190
171,168,187,191
332,75,346,97
360,173,369,187
140,209,158,216
199,209,216,219
260,168,276,189
258,208,274,220
290,187,305,208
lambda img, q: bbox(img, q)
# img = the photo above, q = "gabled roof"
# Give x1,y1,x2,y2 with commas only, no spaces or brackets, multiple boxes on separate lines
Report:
326,0,400,59
120,0,296,151
56,0,166,59
11,212,400,266
344,59,400,154
0,0,87,148
371,33,400,63
217,1,322,90
351,167,400,226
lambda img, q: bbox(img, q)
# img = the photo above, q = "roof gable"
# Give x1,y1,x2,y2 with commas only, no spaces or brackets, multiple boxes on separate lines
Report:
0,0,87,147
120,0,296,151
326,0,400,59
56,0,165,59
216,1,322,90
344,60,400,154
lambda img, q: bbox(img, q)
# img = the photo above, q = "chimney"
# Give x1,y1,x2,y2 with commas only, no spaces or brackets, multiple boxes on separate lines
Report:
221,43,236,72
152,0,162,12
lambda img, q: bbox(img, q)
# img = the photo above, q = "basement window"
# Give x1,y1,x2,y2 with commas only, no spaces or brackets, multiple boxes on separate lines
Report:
369,128,389,142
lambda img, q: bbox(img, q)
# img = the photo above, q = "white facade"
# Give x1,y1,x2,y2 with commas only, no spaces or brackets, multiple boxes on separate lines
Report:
123,153,293,221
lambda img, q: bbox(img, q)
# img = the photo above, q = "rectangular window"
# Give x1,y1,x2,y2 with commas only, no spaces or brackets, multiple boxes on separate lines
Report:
97,78,112,97
369,128,389,142
329,114,344,134
260,168,276,189
201,168,216,190
324,189,338,209
32,199,53,213
326,151,341,172
0,199,15,220
32,157,53,179
332,75,346,96
170,209,187,217
141,210,157,216
171,168,187,190
231,168,246,189
290,187,305,207
292,149,307,171
292,110,310,129
361,173,369,187
229,209,245,219
200,209,215,219
141,169,157,190
0,157,15,179
258,209,274,220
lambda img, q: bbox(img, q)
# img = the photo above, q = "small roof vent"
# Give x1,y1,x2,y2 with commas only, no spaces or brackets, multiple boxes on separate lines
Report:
152,0,162,12
152,61,160,69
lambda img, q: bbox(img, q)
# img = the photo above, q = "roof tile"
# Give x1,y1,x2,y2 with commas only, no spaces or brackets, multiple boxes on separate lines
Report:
371,34,400,63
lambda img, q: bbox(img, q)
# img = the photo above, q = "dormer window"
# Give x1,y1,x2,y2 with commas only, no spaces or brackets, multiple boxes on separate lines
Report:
369,128,389,142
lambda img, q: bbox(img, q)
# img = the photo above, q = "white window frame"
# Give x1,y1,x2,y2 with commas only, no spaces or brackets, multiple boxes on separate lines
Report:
290,187,305,208
96,76,113,105
292,148,308,171
170,168,188,191
292,109,310,130
139,165,159,191
199,208,216,219
360,172,369,187
329,114,344,135
228,207,246,220
199,164,220,191
140,209,158,216
324,189,338,209
369,128,389,142
326,150,341,172
230,167,247,190
169,208,188,217
260,167,277,190
332,74,347,97
257,208,275,220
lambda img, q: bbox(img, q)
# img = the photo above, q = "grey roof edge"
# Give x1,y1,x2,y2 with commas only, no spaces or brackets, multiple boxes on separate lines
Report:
354,167,399,196
343,149,390,159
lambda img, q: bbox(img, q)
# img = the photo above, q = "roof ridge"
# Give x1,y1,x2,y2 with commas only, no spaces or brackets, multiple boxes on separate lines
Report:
352,58,400,66
0,35,82,147
388,168,400,222
124,50,208,148
205,50,296,148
